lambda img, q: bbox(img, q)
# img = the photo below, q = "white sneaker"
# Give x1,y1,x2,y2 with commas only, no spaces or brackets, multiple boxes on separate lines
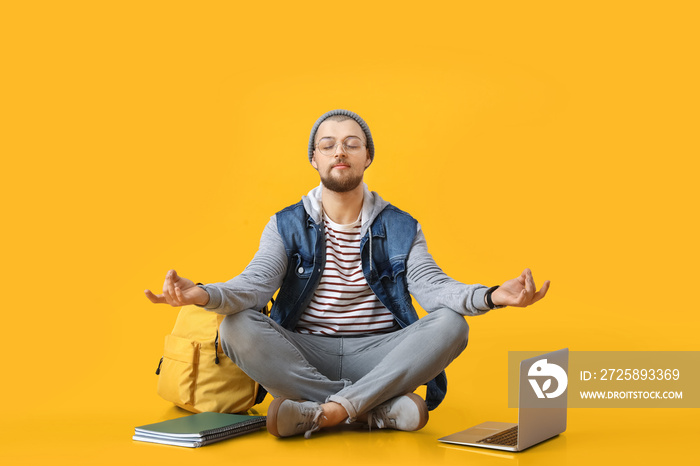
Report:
367,393,429,431
267,398,323,439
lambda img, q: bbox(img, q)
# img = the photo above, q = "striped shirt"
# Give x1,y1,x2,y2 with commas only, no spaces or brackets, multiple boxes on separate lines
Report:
295,213,398,335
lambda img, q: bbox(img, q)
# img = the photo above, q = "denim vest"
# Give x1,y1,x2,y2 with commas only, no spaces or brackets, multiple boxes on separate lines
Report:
270,200,448,410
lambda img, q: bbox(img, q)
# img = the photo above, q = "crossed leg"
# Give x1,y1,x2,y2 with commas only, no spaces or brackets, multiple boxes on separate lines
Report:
219,308,469,428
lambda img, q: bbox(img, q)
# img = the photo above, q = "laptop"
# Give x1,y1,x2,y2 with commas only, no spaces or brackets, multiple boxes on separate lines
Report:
438,348,568,452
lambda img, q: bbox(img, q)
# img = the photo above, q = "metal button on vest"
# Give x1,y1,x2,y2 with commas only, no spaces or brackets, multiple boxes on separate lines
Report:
298,267,304,274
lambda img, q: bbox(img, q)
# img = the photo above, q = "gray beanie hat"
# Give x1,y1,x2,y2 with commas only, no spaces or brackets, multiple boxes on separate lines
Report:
308,109,375,163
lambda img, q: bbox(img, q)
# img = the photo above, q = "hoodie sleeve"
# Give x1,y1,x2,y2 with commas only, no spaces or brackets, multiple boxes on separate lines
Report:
196,216,287,315
406,226,491,316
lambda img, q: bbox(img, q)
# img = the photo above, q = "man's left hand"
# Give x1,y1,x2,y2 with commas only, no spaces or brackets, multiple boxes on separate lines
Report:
491,268,550,308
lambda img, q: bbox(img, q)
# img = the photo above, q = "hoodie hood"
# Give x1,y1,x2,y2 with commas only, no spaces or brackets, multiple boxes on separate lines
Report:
301,182,390,237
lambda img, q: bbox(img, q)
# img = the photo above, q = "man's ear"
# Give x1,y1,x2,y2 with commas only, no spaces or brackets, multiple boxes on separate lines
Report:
364,151,371,168
311,153,318,170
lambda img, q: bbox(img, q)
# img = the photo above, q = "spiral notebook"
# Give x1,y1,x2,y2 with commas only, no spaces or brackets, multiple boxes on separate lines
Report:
133,412,266,448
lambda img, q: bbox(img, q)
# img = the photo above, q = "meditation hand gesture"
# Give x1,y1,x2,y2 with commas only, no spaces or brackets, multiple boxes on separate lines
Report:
144,269,210,307
491,268,550,308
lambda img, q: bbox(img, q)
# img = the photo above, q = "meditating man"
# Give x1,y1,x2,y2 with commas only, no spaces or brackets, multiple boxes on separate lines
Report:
145,109,550,438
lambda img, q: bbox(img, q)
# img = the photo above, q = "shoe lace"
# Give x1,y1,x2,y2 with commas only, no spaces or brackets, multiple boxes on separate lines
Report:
367,406,388,430
303,408,323,439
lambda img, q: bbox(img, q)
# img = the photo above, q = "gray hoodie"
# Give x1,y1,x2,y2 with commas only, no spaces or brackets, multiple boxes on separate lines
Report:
200,183,491,318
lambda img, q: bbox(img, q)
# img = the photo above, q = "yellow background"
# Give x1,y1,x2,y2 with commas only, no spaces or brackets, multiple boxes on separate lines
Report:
1,1,697,465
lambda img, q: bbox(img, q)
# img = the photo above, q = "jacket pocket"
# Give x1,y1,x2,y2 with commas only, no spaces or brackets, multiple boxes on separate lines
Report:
377,257,407,283
293,253,314,278
157,334,200,408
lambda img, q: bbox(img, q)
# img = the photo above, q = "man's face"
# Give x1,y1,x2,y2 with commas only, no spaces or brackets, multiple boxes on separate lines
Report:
311,119,371,193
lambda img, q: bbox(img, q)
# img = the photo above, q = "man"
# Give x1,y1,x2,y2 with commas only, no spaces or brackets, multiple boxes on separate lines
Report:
145,109,550,439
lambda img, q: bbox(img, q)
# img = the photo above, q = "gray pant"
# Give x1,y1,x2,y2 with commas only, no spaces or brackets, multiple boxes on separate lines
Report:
219,308,469,420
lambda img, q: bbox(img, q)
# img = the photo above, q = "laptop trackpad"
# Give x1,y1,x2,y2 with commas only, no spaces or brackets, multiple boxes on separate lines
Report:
439,421,518,444
468,427,504,437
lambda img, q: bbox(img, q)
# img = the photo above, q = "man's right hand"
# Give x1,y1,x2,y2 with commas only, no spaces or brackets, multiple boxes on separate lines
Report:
144,269,210,307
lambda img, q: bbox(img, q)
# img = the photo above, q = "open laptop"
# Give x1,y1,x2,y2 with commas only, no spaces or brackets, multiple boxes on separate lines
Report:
438,348,568,452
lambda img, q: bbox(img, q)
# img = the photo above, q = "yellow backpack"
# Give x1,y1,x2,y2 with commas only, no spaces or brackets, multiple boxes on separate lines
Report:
155,305,267,413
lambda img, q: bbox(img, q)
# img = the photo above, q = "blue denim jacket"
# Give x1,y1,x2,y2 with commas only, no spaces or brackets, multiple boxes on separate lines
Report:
269,200,448,410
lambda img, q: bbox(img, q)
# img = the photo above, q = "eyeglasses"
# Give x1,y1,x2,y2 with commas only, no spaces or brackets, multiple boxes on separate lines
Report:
315,136,366,156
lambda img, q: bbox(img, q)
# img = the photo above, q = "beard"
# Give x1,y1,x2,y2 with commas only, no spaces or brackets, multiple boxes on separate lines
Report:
319,164,364,193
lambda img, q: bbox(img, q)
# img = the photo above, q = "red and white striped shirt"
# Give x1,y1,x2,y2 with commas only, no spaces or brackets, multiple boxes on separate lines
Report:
295,213,398,336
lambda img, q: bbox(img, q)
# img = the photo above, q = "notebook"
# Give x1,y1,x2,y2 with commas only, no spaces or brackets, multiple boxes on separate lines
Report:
133,412,266,448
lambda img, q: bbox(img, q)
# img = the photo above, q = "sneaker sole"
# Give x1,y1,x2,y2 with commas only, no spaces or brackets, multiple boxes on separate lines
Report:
266,397,289,438
405,393,429,431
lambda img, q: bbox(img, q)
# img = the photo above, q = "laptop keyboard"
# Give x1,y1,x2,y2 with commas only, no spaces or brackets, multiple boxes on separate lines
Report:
476,426,519,446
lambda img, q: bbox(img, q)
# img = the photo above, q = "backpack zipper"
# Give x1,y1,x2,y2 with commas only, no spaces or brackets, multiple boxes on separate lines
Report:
214,331,220,364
